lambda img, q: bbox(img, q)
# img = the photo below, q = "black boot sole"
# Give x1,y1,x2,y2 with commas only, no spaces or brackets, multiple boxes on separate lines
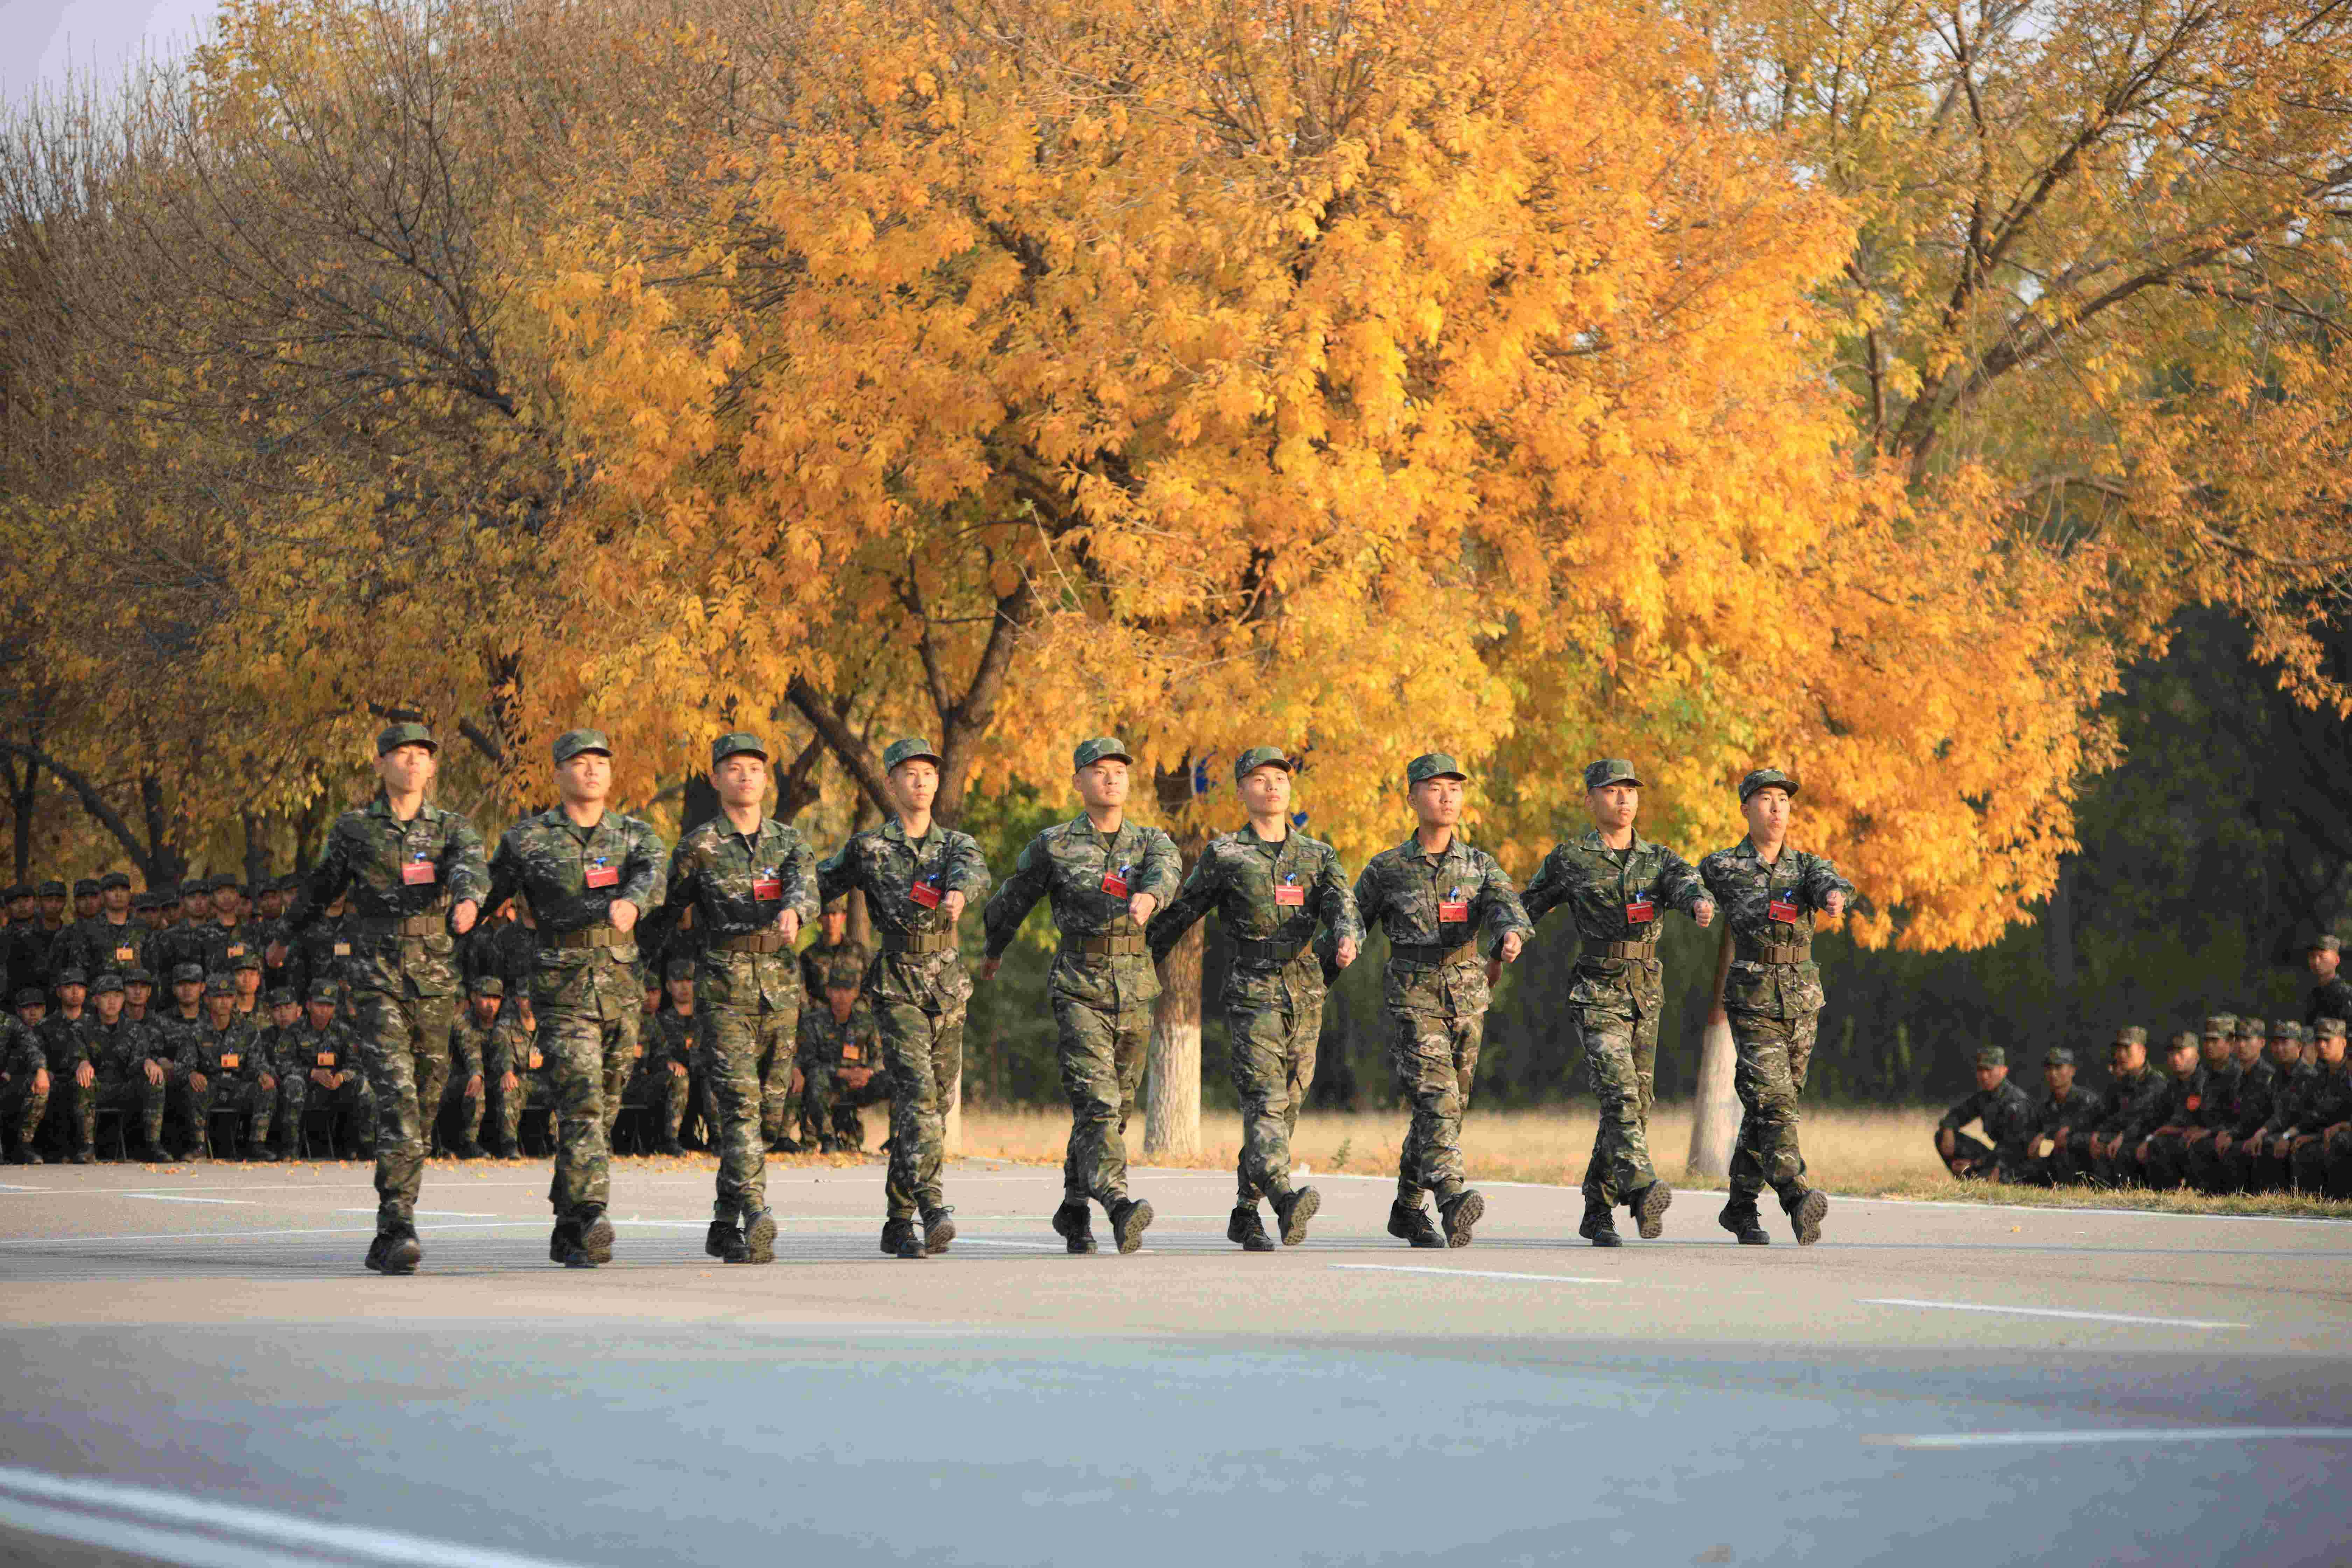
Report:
1634,1182,1673,1240
1112,1200,1154,1255
923,1215,956,1255
579,1216,615,1265
1789,1189,1828,1246
1276,1188,1320,1247
1441,1191,1484,1248
740,1211,777,1265
380,1236,421,1275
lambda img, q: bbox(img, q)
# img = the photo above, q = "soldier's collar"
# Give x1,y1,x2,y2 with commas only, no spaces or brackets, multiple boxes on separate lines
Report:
368,790,436,823
1576,827,1648,853
1395,830,1470,860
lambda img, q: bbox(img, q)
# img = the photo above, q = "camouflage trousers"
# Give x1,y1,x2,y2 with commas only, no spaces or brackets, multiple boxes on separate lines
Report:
797,1059,890,1149
1570,1001,1659,1208
488,1062,554,1153
534,1004,639,1220
171,1073,273,1154
99,1072,167,1149
42,1071,98,1156
880,999,963,1222
2185,1134,2242,1195
1936,1130,2025,1183
622,1058,692,1141
2138,1130,2195,1191
1226,999,1317,1207
433,1068,484,1154
695,1000,793,1222
757,1019,803,1148
1052,991,1151,1208
279,1068,373,1156
2,1073,47,1149
1387,1005,1484,1205
350,988,457,1231
2291,1128,2352,1199
1726,1007,1816,1209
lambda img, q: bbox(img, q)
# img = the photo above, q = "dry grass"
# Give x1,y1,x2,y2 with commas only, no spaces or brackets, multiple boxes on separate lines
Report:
955,1104,2352,1222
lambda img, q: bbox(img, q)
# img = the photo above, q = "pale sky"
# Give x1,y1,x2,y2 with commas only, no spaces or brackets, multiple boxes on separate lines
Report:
2,0,220,105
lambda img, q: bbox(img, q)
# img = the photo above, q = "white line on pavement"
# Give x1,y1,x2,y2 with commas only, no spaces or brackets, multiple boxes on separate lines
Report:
124,1194,256,1205
1334,1265,1622,1284
953,1238,1074,1251
1866,1427,2352,1450
1861,1298,2248,1330
0,1222,546,1246
335,1209,502,1218
0,1462,594,1568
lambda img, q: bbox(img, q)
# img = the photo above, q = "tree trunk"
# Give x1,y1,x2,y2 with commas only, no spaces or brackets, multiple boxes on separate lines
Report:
1144,765,1205,1160
242,811,272,888
1686,922,1739,1180
3,754,33,881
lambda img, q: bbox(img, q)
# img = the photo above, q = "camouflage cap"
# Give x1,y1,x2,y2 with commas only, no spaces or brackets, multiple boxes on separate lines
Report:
98,871,131,891
122,967,153,987
2165,1029,2199,1054
1233,746,1292,782
2232,1016,2264,1039
2112,1025,2147,1048
1073,736,1134,770
377,720,439,756
157,886,182,905
1974,1045,2006,1067
265,987,295,1008
132,892,157,911
664,958,695,983
882,737,943,772
170,963,205,986
91,971,123,994
1406,753,1467,785
2043,1046,2077,1067
1583,759,1642,791
469,974,505,997
551,728,610,764
51,966,86,988
1,884,26,902
822,895,849,916
711,732,767,767
2203,1014,2237,1037
1737,768,1801,803
231,951,263,973
178,878,207,898
2270,1020,2305,1042
71,878,97,897
13,987,42,1008
203,972,235,996
309,981,343,1004
207,874,238,894
2316,1017,2348,1040
2309,933,2343,953
36,879,64,897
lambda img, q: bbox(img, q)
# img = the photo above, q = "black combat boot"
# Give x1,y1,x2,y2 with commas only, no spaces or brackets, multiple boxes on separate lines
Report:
1718,1200,1770,1245
705,1217,745,1262
1580,1196,1622,1248
1387,1198,1445,1249
1438,1188,1484,1248
1630,1180,1673,1240
378,1226,421,1275
1273,1186,1321,1247
1228,1204,1274,1253
921,1206,956,1255
880,1216,913,1255
1108,1197,1154,1255
1053,1199,1098,1254
550,1216,583,1265
575,1205,615,1266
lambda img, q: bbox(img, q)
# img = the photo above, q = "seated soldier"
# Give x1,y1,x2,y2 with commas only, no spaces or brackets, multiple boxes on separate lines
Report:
91,971,169,1161
623,961,694,1157
2134,1029,2211,1190
796,964,888,1155
2020,1046,2103,1186
2203,1018,2286,1195
439,975,500,1160
1934,1045,2035,1181
283,982,372,1159
256,986,307,1154
2083,1026,2167,1187
2289,1020,2352,1198
1,990,50,1164
37,967,101,1163
488,992,554,1158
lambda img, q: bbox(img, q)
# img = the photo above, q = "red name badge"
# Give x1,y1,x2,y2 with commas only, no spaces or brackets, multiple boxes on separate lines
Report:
402,861,436,885
333,942,352,957
1275,883,1306,907
226,944,246,958
909,879,942,909
114,946,136,963
1101,867,1130,898
2185,1095,2201,1112
220,1053,240,1070
1625,895,1655,923
315,1051,335,1068
1437,898,1471,923
752,877,784,901
584,862,620,889
1768,891,1801,923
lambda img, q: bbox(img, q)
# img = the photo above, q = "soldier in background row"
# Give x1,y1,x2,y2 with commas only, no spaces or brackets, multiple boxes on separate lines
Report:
794,961,886,1154
1933,1046,2035,1182
2305,935,2352,1031
624,960,695,1158
2019,1046,2102,1186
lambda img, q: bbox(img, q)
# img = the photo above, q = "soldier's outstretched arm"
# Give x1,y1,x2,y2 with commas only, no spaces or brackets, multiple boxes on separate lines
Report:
286,824,355,936
1316,846,1363,951
1146,853,1219,967
1519,848,1572,925
980,836,1050,963
1476,856,1532,960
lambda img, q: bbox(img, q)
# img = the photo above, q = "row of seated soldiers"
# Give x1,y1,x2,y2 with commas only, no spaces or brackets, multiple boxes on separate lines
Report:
0,898,889,1164
3,873,351,1007
1935,1014,2352,1198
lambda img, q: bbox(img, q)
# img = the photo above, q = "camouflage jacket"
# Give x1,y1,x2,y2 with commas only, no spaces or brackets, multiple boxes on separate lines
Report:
797,1001,880,1071
1147,826,1360,1012
0,1013,43,1078
2090,1063,2170,1140
176,1016,266,1086
1696,838,1854,1019
58,916,147,981
196,919,269,977
2305,977,2352,1030
646,1008,694,1072
451,1009,500,1080
2300,1059,2352,1134
487,1011,536,1077
2224,1058,2281,1138
35,1011,100,1075
1522,829,1709,1011
2028,1082,2104,1139
800,936,873,1004
290,793,490,999
289,915,356,1002
1937,1076,2036,1160
2139,1064,2213,1139
2193,1060,2246,1130
648,815,820,1014
142,925,209,991
1354,832,1531,1019
97,1015,170,1081
485,806,668,1020
2259,1059,2322,1138
818,819,990,1014
984,816,1183,1011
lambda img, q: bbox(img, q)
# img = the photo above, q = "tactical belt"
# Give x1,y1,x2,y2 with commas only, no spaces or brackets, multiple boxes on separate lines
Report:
711,929,790,955
1738,940,1808,965
883,929,955,956
1067,932,1147,958
1596,940,1659,960
359,914,443,938
540,926,620,951
1390,939,1476,968
1233,936,1312,968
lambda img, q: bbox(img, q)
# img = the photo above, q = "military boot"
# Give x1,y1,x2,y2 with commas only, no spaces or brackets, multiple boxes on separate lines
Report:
68,1147,95,1165
371,1226,421,1275
1053,1199,1098,1255
1630,1180,1673,1240
1387,1198,1445,1249
1580,1195,1622,1248
705,1217,745,1262
1228,1204,1275,1253
1108,1197,1154,1255
921,1206,956,1255
1438,1188,1484,1248
1783,1186,1828,1247
559,1205,613,1268
246,1144,280,1163
1273,1186,1321,1247
1718,1200,1769,1245
894,1219,928,1259
739,1208,777,1265
880,1216,915,1255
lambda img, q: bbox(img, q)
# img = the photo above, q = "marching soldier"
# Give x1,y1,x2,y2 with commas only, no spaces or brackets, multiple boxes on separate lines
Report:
1147,747,1362,1253
1697,769,1853,1245
1353,754,1531,1250
286,722,488,1272
1519,759,1712,1246
984,737,1183,1256
484,729,666,1269
818,738,990,1261
1933,1046,2036,1182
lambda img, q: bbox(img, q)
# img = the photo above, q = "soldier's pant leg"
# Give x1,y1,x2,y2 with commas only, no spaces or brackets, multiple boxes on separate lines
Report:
880,1001,959,1221
46,1076,97,1155
840,1078,891,1147
1388,1006,1479,1204
540,1009,618,1220
173,1078,214,1150
1726,1010,1809,1206
600,1008,639,1141
1574,1004,1652,1208
1938,1130,1996,1178
2142,1133,2192,1191
1229,1002,1315,1206
759,1026,799,1146
352,989,453,1230
700,1004,767,1223
2,1077,48,1153
413,1043,451,1157
795,1054,835,1147
98,1077,164,1152
2324,1129,2352,1200
447,1069,485,1149
240,1077,274,1150
1054,993,1130,1208
489,1067,526,1152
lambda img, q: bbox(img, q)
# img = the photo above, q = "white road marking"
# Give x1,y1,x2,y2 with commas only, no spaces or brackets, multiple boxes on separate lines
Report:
1334,1265,1622,1285
1867,1427,2352,1450
1861,1298,2247,1329
952,1238,1073,1252
0,1461,592,1568
0,1222,546,1246
336,1209,502,1218
124,1194,257,1206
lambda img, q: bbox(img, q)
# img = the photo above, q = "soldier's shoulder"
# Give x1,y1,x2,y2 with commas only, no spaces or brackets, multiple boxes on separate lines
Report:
1360,843,1409,873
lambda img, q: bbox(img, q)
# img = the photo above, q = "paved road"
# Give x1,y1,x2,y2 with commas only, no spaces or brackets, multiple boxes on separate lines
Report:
1,1156,2347,1566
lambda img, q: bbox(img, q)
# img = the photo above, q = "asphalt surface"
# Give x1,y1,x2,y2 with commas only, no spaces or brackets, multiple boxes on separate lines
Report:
1,1153,2348,1566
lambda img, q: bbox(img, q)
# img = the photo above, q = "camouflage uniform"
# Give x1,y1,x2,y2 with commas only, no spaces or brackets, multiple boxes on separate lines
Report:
204,1009,276,1154
36,1010,102,1161
1696,816,1854,1222
2291,1050,2352,1198
289,785,488,1230
628,1002,695,1150
60,917,147,989
2018,1058,2102,1186
817,790,990,1234
1520,790,1708,1217
2207,1034,2288,1195
1353,814,1531,1218
484,787,667,1228
0,1010,48,1159
2081,1043,2169,1187
794,994,888,1150
648,761,820,1228
95,1006,171,1155
1932,1049,2036,1181
485,1001,548,1157
1146,787,1361,1224
287,912,357,1011
440,996,496,1155
273,1007,370,1157
984,802,1183,1220
800,928,873,1007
